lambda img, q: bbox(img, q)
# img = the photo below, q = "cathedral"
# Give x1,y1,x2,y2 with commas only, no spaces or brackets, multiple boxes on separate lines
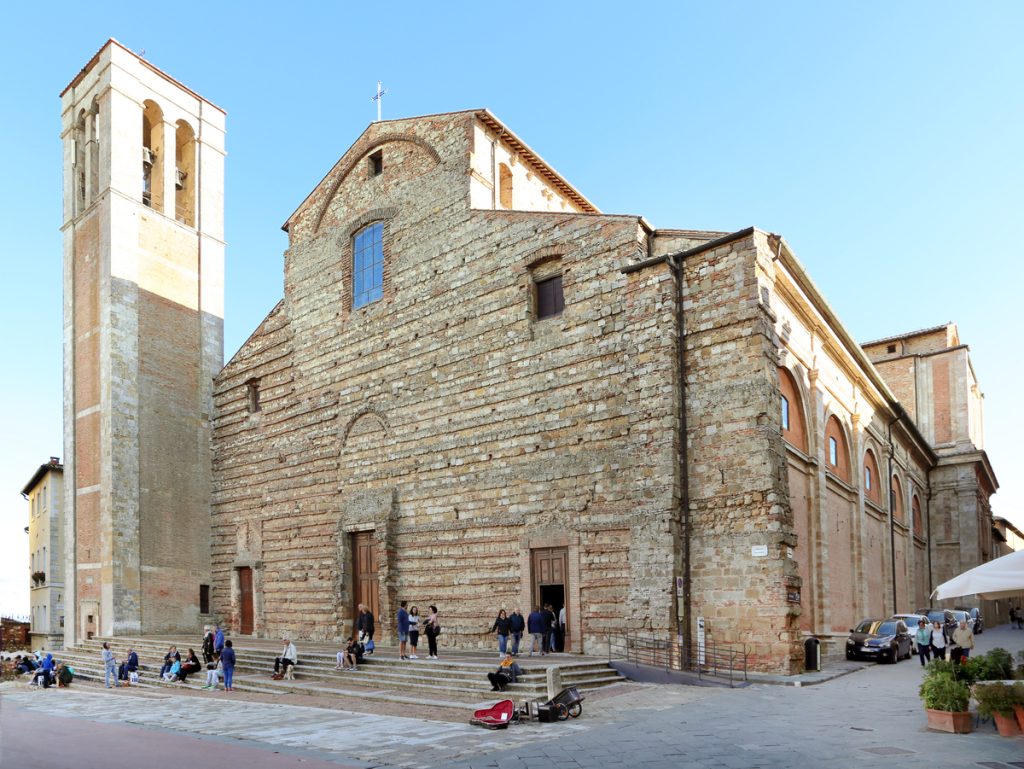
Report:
61,41,997,673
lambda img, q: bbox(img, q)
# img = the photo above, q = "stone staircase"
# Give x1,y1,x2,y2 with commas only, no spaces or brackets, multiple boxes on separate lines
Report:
50,636,624,703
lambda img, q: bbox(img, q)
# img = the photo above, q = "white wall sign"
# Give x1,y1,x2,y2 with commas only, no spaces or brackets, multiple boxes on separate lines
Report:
697,615,706,666
751,544,769,557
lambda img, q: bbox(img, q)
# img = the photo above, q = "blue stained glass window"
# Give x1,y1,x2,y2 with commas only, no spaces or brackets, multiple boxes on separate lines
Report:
353,221,384,308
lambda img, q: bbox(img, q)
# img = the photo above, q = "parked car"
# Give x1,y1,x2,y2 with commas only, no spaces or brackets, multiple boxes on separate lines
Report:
916,608,957,641
955,607,983,634
846,618,913,663
890,613,928,652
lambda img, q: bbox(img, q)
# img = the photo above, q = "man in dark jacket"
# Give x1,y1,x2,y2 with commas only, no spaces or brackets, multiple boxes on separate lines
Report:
527,607,547,656
357,604,375,653
119,648,139,680
508,608,526,656
542,605,557,653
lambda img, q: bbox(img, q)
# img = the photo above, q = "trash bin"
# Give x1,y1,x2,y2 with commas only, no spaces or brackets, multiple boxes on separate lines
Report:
804,636,821,672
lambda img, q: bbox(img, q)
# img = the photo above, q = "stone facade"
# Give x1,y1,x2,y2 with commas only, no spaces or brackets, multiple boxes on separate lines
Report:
61,40,224,644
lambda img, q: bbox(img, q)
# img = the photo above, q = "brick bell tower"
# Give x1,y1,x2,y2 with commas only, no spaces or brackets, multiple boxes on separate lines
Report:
61,40,225,644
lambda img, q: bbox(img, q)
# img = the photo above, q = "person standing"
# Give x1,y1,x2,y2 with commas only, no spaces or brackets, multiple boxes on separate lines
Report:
508,608,525,656
950,619,975,664
213,625,225,656
101,642,118,689
202,625,215,664
424,605,441,659
914,619,932,667
397,601,410,660
408,606,421,659
221,639,236,691
357,604,375,653
527,607,546,656
489,609,511,656
274,638,298,677
930,620,947,660
542,604,557,653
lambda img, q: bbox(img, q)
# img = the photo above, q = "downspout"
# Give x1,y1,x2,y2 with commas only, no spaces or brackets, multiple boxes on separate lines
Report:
666,250,692,664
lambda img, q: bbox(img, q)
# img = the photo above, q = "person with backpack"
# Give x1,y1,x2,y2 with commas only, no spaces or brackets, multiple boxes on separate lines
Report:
527,607,547,656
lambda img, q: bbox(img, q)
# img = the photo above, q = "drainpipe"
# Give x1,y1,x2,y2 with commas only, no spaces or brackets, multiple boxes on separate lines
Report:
665,251,692,665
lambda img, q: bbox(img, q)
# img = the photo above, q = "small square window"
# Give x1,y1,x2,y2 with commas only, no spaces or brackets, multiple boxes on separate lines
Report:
369,150,383,177
536,275,564,320
781,396,790,432
886,344,897,354
828,437,838,466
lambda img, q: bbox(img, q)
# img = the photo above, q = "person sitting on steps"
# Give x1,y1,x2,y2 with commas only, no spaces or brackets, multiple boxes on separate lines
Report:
487,652,523,692
273,638,297,679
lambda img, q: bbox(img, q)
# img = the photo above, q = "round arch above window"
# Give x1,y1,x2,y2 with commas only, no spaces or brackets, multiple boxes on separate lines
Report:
824,415,851,482
912,494,923,537
863,448,881,505
777,367,807,453
891,475,905,522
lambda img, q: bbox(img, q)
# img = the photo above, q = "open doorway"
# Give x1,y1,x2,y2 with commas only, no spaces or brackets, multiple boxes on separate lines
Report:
532,547,570,652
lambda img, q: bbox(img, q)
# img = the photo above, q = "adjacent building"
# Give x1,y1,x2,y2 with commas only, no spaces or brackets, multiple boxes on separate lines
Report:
22,457,65,650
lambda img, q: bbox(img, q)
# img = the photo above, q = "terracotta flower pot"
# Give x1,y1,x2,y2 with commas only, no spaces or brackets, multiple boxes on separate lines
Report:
1014,703,1024,732
925,708,973,734
994,712,1021,737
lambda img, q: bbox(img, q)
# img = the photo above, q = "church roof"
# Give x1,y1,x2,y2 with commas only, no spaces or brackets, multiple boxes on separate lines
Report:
861,323,956,348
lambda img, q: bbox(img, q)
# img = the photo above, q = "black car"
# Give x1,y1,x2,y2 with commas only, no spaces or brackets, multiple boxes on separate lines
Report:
846,619,913,663
916,608,957,641
955,607,983,634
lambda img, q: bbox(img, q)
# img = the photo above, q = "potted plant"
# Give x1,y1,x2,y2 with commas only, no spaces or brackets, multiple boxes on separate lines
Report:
974,682,1021,737
920,666,972,733
1014,682,1024,732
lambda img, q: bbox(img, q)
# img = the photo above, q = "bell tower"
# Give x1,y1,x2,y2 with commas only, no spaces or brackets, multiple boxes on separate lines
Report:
61,40,225,644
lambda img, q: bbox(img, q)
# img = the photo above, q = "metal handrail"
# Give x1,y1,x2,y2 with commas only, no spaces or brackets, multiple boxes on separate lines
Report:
607,630,747,687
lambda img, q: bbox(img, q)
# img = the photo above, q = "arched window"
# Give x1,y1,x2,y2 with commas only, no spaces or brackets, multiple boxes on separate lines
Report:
891,475,905,522
498,163,513,209
175,119,196,226
824,415,850,482
352,221,384,308
777,367,807,452
74,110,87,215
88,98,100,204
142,100,164,211
863,449,881,504
912,494,923,537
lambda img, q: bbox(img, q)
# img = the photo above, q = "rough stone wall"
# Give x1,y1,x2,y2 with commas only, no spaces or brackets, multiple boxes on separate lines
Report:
212,112,679,652
682,230,800,673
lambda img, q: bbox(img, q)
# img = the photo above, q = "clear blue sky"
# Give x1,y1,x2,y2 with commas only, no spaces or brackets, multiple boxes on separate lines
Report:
1,2,1021,616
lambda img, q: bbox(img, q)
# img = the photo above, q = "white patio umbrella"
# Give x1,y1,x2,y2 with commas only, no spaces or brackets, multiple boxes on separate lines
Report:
931,549,1024,600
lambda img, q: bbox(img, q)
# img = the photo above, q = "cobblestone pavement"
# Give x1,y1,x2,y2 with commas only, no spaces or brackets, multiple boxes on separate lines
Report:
4,626,1024,769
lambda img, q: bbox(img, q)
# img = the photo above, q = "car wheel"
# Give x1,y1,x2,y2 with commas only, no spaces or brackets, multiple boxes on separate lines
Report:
889,649,898,664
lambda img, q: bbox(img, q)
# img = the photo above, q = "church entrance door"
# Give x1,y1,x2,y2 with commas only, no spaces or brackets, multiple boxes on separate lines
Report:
238,566,254,635
352,531,379,628
532,547,570,652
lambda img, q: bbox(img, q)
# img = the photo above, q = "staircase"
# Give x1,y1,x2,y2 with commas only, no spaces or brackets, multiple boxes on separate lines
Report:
51,636,624,703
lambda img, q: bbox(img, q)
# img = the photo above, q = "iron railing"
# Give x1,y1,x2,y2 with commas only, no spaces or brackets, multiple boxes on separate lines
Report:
608,630,747,686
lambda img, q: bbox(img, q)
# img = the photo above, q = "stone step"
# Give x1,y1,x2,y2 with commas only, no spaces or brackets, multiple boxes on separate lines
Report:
59,636,624,700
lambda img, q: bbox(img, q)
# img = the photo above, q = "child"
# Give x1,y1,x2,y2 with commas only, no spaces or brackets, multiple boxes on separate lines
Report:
202,654,222,689
162,657,181,682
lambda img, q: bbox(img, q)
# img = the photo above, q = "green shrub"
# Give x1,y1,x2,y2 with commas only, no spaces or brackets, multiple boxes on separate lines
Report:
984,648,1015,680
974,682,1019,718
920,670,970,712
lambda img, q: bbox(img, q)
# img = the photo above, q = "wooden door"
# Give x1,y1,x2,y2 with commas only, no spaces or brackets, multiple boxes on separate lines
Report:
532,547,570,651
238,567,254,635
352,531,379,626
